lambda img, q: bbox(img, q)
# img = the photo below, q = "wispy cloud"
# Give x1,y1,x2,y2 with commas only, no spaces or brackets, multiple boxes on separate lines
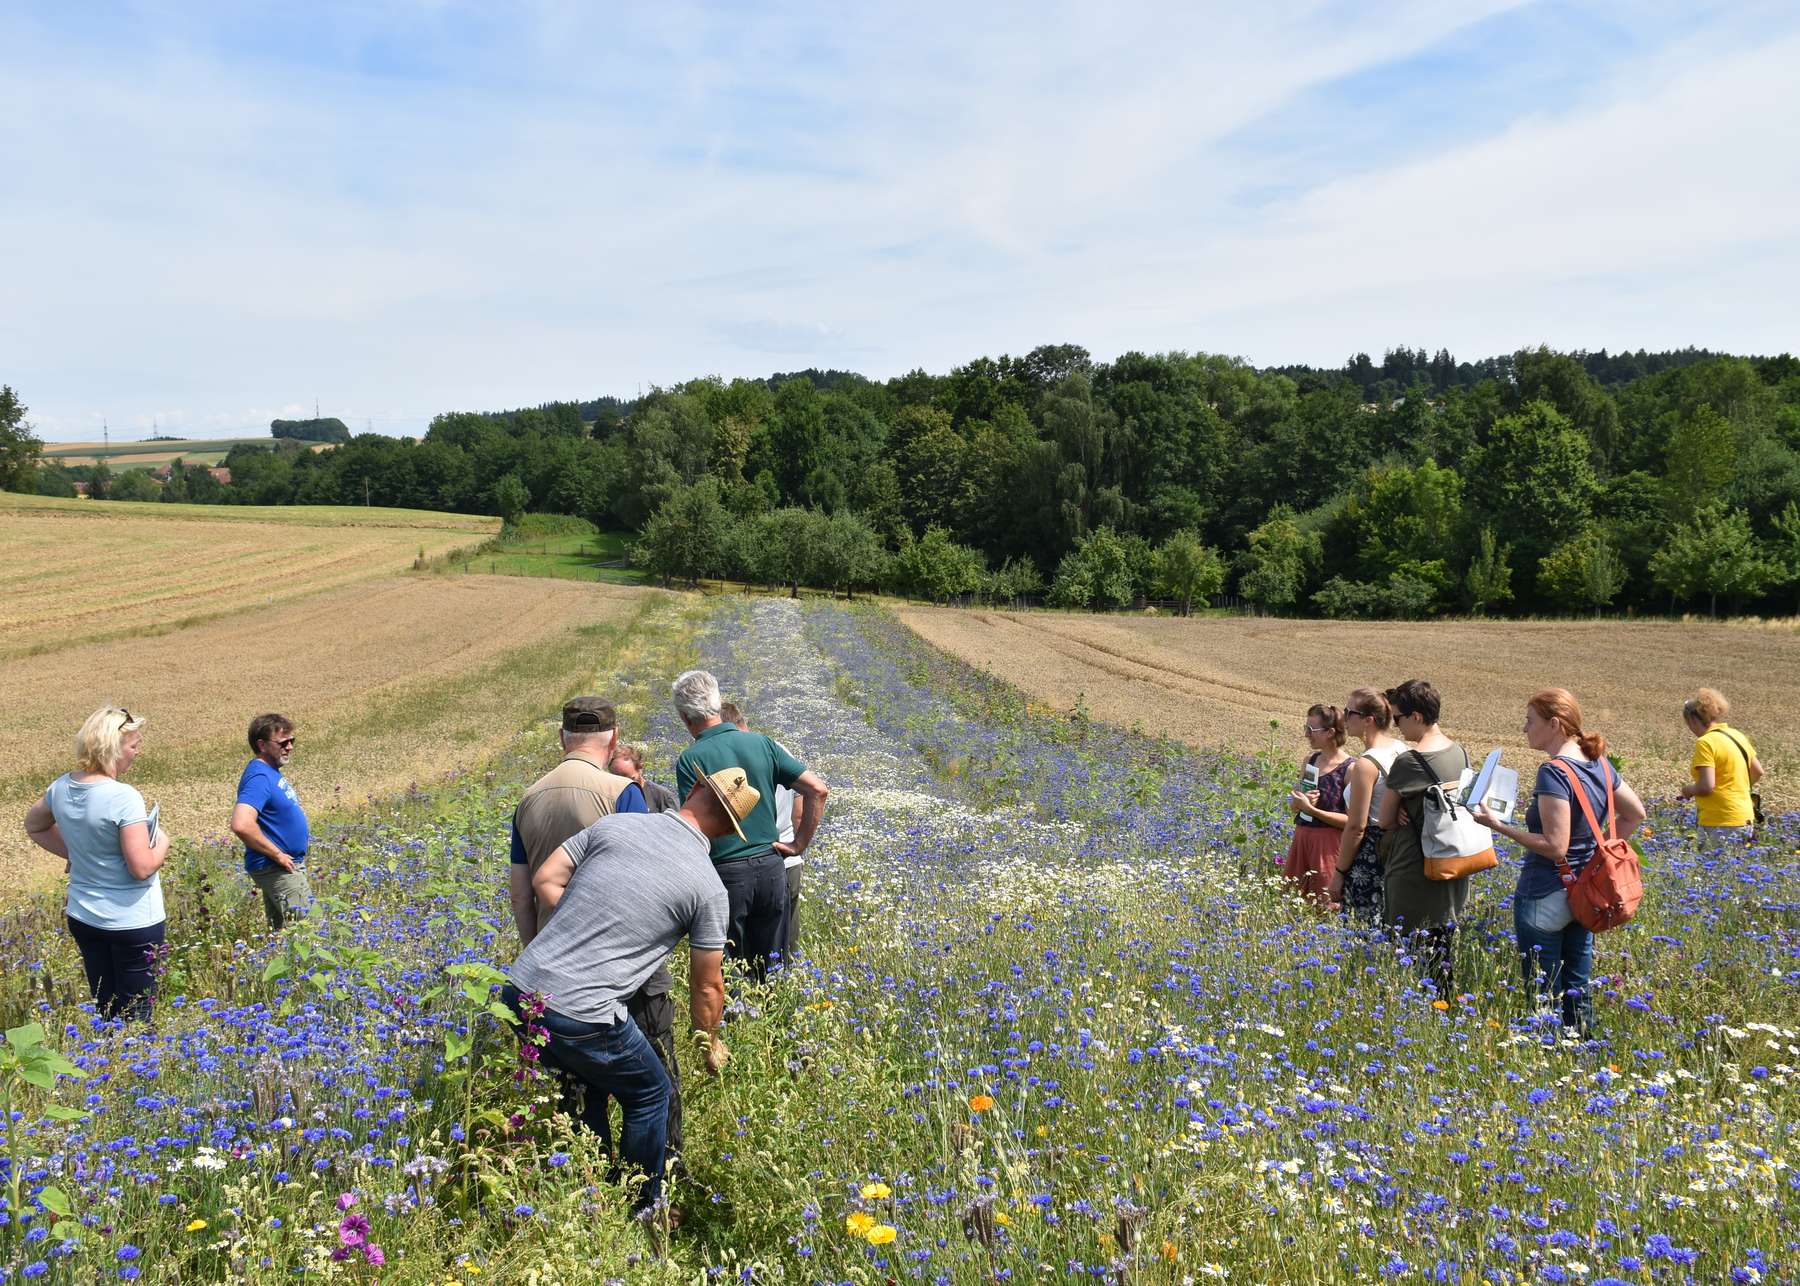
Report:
1,1,1792,440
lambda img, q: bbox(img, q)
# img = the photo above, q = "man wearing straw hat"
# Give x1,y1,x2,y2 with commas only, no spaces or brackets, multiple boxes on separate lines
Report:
504,764,756,1215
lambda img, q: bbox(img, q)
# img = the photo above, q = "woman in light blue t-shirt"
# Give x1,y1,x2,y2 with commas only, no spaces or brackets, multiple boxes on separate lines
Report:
24,706,171,1021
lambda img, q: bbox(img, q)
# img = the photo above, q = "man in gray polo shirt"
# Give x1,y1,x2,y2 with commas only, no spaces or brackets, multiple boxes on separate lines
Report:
504,766,754,1214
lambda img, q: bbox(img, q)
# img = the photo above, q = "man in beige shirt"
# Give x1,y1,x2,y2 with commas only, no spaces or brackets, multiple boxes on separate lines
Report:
507,696,686,1166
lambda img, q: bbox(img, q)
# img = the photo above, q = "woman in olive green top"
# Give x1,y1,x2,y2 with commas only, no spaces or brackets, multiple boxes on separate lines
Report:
1375,678,1471,999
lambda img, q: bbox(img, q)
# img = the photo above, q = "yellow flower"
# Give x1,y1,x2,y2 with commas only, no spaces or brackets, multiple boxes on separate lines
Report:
846,1212,875,1236
866,1224,897,1246
968,1093,995,1112
1035,1124,1049,1137
860,1182,891,1200
1432,1000,1450,1011
1161,1240,1179,1262
186,1219,208,1233
994,1211,1013,1227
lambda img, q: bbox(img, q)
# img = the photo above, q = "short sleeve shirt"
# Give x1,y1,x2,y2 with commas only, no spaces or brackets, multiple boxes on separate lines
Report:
1521,756,1618,898
46,773,165,931
236,759,310,873
675,724,806,863
1692,724,1756,827
507,812,729,1024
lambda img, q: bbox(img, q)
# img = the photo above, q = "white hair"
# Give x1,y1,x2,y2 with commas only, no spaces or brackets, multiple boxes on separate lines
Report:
671,670,722,723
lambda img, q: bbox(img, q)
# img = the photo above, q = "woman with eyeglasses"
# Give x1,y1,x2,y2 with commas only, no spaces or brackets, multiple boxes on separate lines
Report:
1281,704,1351,906
23,706,170,1021
1375,678,1470,1000
1329,687,1402,921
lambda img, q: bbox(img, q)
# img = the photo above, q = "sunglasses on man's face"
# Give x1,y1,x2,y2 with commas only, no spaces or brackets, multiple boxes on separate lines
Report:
271,736,296,750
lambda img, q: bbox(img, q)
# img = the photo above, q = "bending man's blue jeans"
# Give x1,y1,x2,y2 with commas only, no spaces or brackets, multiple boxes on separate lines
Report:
1513,889,1594,1035
503,984,671,1211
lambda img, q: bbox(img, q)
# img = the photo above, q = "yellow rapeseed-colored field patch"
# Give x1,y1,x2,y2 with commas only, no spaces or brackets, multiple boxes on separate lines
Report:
896,606,1800,806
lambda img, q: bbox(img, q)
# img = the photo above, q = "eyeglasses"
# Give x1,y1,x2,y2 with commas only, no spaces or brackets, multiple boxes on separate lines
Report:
1304,725,1331,735
274,736,297,749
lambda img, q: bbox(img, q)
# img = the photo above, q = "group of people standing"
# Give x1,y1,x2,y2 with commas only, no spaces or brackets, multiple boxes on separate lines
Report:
1283,682,1764,1035
22,669,831,1218
493,668,830,1216
24,707,316,1020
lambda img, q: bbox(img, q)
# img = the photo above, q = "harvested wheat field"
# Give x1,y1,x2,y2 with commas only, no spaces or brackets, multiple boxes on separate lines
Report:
0,493,498,656
0,574,665,887
897,607,1800,807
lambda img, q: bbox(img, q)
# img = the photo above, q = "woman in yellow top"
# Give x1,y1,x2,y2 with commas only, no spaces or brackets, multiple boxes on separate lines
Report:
1677,687,1764,845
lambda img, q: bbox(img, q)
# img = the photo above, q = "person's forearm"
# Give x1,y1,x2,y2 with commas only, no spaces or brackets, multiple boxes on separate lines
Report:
1311,809,1349,831
232,820,286,861
1492,820,1562,862
1336,821,1366,872
511,893,538,945
789,791,825,853
689,979,724,1034
26,821,69,860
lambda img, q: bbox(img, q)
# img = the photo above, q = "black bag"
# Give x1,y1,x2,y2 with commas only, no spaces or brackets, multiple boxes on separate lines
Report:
1711,729,1765,833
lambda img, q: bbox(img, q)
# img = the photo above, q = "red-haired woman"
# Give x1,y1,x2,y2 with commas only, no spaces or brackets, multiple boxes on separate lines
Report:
1474,688,1646,1037
1282,704,1350,905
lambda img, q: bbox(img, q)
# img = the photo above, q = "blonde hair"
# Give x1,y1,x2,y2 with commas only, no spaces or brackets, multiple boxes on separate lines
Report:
1529,688,1606,761
1683,687,1729,725
75,706,144,775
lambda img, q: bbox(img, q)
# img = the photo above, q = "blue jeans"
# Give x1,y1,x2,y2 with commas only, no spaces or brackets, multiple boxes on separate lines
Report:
1514,889,1593,1034
503,984,671,1211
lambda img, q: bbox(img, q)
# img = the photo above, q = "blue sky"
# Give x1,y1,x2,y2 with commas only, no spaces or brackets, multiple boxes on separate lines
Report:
3,0,1796,441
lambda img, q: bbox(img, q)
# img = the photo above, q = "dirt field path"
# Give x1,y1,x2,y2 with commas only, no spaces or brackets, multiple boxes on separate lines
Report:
895,607,1800,808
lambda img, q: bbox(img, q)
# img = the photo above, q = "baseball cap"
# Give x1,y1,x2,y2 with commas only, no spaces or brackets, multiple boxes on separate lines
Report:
561,697,617,733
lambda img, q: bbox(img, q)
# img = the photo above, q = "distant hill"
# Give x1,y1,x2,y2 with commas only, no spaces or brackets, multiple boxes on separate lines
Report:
271,417,351,443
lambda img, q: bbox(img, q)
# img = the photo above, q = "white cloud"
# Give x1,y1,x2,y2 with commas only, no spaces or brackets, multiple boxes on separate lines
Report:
1,2,1792,441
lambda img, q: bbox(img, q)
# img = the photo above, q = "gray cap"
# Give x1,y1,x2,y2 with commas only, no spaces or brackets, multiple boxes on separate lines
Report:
561,697,617,733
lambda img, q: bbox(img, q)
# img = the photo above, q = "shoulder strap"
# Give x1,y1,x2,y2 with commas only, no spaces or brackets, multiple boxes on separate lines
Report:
1551,756,1616,844
1710,728,1753,775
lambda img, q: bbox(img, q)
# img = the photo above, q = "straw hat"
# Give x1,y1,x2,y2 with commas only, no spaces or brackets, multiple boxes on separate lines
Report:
698,766,760,840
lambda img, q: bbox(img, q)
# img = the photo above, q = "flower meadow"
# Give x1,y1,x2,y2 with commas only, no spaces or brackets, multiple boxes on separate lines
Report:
0,594,1794,1283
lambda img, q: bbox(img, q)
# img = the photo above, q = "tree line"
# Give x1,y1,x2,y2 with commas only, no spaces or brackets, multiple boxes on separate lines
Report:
6,342,1799,617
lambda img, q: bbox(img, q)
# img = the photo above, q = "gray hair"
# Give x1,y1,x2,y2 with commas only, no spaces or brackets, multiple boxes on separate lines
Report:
671,669,722,723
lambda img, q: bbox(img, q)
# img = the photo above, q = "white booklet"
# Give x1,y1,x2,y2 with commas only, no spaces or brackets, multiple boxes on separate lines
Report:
1461,750,1518,821
145,802,161,848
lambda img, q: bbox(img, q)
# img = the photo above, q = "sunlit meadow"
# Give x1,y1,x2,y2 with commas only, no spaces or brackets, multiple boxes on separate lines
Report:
0,595,1792,1283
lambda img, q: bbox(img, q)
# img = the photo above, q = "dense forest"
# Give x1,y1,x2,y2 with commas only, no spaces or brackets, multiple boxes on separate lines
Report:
8,343,1800,617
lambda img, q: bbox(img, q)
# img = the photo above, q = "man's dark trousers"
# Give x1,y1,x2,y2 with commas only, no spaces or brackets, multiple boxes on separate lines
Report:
503,985,670,1212
716,850,786,982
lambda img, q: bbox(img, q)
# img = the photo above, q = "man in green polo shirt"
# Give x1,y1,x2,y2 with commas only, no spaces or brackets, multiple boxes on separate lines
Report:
672,669,829,980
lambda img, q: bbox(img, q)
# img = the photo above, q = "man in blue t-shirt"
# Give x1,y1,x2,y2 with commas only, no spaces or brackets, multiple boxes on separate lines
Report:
230,712,312,930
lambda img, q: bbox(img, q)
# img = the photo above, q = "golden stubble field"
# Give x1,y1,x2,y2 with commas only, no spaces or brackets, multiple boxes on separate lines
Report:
896,607,1800,808
1,494,669,890
1,493,499,656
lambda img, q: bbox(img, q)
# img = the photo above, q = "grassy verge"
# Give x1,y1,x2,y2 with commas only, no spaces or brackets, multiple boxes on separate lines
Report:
426,513,646,584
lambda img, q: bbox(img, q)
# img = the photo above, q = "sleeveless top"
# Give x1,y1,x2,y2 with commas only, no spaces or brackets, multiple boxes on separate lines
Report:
1299,752,1352,826
1360,741,1403,823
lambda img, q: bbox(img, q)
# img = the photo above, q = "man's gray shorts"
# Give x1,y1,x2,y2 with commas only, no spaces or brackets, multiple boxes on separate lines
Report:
249,867,314,930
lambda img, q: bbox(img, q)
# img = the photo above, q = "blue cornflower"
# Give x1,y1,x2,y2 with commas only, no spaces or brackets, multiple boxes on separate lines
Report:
116,1246,141,1261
